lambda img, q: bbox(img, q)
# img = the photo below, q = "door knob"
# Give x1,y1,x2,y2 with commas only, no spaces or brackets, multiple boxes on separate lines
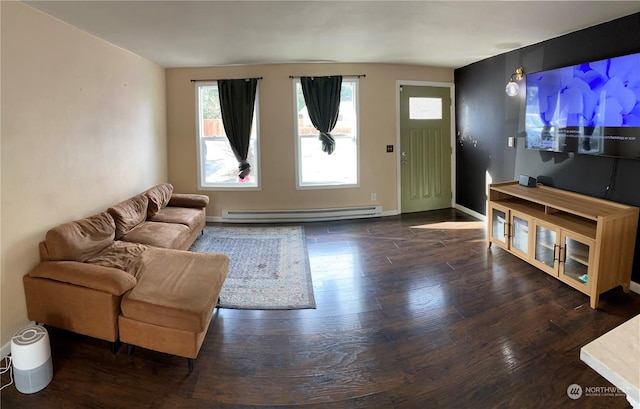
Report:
402,160,408,165
401,151,407,157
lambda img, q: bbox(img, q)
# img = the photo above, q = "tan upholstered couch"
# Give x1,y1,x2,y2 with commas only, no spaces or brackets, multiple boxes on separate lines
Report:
23,184,228,369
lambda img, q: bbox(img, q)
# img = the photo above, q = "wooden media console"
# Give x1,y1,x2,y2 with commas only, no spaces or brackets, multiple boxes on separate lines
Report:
487,181,639,309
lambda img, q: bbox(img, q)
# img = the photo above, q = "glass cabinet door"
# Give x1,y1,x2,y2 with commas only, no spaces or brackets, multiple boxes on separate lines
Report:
509,211,531,260
559,232,593,294
532,221,559,276
489,205,508,249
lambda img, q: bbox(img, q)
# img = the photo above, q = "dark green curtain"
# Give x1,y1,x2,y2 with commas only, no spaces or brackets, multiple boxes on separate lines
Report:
218,79,258,179
300,76,342,155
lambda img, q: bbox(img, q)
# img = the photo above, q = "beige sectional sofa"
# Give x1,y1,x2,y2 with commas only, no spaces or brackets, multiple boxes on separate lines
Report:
23,184,228,371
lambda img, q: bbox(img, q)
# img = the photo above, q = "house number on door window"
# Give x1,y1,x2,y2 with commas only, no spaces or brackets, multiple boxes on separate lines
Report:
409,97,442,120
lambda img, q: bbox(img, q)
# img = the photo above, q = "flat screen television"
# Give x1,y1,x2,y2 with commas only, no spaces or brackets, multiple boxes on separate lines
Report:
525,51,640,159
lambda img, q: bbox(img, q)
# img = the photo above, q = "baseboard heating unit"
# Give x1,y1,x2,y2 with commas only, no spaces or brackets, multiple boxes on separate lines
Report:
221,206,383,223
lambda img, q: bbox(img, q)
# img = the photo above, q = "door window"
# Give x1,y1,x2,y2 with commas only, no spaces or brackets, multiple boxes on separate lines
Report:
409,97,442,120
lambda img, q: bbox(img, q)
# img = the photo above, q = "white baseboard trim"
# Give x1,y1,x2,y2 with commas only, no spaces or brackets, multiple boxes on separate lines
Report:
221,205,384,223
454,204,486,221
206,208,399,224
211,207,486,223
630,280,640,295
381,209,400,217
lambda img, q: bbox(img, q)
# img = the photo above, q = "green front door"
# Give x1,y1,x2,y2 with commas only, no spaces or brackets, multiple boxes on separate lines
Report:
400,85,452,213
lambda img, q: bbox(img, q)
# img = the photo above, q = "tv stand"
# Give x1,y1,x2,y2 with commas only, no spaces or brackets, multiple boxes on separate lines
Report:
487,181,639,308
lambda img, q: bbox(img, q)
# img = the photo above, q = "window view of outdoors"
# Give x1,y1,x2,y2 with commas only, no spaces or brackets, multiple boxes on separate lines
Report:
295,80,358,186
197,84,258,187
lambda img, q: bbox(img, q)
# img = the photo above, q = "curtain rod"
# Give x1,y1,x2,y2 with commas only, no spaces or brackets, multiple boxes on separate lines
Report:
288,74,366,79
190,77,263,82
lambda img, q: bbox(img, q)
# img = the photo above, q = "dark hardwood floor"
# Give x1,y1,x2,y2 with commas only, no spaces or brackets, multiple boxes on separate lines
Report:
3,209,640,408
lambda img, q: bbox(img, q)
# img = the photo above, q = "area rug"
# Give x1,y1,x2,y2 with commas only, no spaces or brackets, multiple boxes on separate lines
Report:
189,226,315,310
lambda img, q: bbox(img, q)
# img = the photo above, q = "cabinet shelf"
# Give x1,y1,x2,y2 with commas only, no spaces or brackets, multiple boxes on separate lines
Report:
568,254,589,267
488,181,639,309
538,242,554,251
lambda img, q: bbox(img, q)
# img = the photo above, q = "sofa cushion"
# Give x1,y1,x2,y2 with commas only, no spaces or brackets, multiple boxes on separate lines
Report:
29,260,136,296
86,241,149,278
148,207,204,230
168,193,209,208
120,248,229,333
43,212,116,262
145,183,173,217
120,221,190,249
108,194,149,239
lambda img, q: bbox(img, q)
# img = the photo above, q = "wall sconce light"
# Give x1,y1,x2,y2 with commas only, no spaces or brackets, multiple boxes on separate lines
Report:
505,67,524,96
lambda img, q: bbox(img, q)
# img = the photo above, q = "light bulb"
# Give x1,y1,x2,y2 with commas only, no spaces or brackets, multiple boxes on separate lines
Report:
505,80,519,96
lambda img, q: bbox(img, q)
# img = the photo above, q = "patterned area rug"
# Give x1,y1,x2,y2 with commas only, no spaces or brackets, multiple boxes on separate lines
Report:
189,226,315,310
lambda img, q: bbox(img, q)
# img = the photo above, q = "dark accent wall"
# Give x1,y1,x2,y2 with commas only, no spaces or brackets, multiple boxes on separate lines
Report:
455,13,640,282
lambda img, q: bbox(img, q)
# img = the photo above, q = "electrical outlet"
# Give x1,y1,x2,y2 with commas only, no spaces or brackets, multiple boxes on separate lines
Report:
386,145,394,152
371,193,377,201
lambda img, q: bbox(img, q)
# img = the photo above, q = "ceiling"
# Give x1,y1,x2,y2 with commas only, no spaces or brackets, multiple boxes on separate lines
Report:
24,1,640,69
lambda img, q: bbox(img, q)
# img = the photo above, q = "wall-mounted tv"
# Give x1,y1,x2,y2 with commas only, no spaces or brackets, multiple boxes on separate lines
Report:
525,52,640,159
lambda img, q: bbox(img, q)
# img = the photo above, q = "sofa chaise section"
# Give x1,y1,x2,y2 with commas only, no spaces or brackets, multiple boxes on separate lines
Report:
118,248,228,368
23,184,229,369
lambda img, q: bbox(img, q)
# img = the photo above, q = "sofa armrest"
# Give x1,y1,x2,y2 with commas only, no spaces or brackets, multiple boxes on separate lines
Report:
29,261,136,296
168,193,209,208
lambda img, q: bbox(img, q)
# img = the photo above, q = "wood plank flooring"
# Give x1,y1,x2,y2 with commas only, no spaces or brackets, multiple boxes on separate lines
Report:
3,209,640,408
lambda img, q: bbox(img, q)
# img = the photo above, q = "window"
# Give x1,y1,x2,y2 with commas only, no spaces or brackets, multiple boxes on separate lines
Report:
196,82,259,189
294,78,359,188
409,97,442,119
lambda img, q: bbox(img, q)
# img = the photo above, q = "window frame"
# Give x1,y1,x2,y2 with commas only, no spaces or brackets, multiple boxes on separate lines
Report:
195,81,261,191
293,77,360,190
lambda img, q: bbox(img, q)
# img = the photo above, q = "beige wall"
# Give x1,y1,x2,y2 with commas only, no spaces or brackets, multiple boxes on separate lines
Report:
0,2,167,348
167,63,453,218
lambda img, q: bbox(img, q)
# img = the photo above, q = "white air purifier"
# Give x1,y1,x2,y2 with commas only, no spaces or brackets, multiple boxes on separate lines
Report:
11,325,53,394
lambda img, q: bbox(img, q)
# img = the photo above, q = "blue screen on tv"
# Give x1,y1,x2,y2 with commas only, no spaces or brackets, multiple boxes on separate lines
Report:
525,52,640,159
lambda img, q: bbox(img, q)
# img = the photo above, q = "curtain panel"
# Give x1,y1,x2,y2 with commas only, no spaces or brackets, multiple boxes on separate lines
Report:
300,76,342,155
218,78,258,179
